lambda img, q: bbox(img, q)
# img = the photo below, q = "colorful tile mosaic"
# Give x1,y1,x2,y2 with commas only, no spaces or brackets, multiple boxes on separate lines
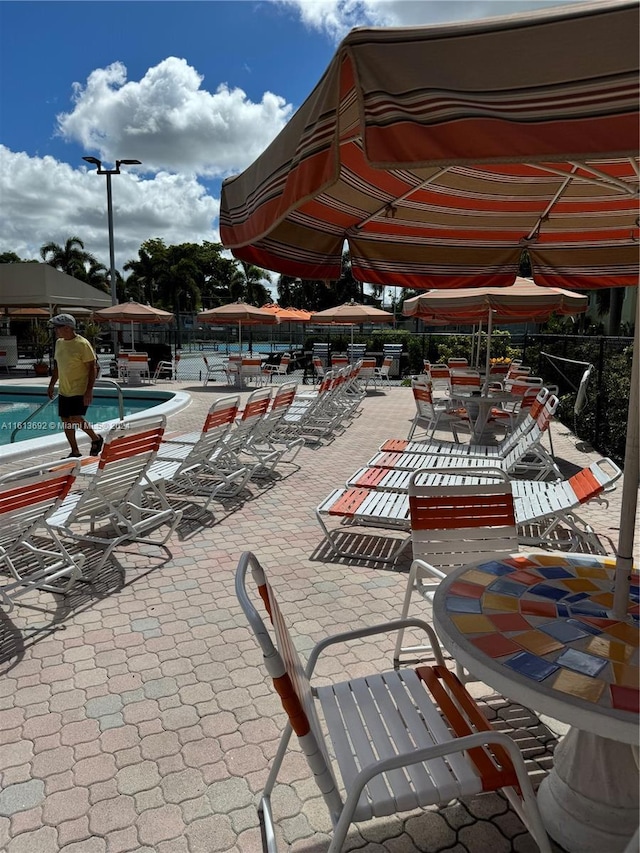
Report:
438,554,639,717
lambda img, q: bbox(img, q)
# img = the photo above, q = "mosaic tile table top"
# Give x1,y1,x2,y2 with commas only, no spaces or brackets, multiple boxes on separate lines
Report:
433,552,639,744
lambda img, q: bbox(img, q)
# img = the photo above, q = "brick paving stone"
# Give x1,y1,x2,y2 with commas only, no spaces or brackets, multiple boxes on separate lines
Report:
6,824,57,853
88,795,137,835
136,803,184,845
116,761,161,795
43,787,90,825
56,815,90,848
0,780,45,817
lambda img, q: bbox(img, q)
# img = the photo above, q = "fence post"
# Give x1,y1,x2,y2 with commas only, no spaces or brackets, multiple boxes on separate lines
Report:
594,337,605,448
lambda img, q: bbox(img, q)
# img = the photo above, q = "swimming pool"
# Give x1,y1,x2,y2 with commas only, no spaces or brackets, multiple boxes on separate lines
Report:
0,383,190,463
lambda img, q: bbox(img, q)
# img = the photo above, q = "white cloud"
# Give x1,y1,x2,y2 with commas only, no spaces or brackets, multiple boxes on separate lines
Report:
1,55,294,273
56,57,293,176
0,146,219,270
278,0,585,39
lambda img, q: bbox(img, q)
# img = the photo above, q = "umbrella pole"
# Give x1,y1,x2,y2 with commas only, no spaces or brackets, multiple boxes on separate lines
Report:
612,297,639,619
238,320,242,354
131,320,135,351
482,311,493,394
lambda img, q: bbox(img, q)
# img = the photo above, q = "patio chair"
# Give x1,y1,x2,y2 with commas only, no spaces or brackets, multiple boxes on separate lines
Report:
236,551,552,853
240,382,305,473
394,469,520,666
152,360,175,383
222,386,275,474
202,356,228,386
47,415,182,570
312,356,326,384
373,355,393,387
261,353,291,382
423,363,451,399
276,372,347,443
408,379,469,441
241,356,267,386
119,352,151,385
0,461,84,609
357,357,378,390
149,394,254,506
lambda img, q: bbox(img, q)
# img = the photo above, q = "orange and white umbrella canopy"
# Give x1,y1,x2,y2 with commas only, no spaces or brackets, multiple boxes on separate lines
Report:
260,303,312,323
402,278,588,325
198,300,277,350
220,2,639,292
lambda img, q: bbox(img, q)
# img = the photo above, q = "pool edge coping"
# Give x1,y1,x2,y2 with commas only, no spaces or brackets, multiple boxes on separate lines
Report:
0,387,192,465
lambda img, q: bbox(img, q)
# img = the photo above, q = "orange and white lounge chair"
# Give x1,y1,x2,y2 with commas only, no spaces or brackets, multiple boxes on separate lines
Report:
150,394,255,505
47,415,181,570
371,390,560,481
235,551,552,853
240,382,305,473
316,456,618,565
0,462,84,609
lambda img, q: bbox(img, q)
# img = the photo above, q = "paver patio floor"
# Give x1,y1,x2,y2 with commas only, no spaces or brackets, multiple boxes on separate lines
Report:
0,378,636,853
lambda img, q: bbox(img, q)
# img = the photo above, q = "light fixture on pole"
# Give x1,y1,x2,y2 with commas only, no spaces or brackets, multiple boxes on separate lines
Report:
82,156,141,307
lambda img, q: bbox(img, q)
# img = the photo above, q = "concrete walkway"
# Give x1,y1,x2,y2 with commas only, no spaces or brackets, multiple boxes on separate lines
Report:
0,378,636,853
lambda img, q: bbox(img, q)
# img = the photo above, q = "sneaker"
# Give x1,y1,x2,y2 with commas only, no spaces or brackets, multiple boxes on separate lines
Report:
66,451,82,458
90,436,104,456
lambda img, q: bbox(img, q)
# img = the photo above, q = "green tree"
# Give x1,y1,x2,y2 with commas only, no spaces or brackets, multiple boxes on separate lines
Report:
39,236,97,280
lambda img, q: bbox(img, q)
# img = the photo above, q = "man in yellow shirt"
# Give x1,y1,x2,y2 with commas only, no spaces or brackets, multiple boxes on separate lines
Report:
47,314,103,457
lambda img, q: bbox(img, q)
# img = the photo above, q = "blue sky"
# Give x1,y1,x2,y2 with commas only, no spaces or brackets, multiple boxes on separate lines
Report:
0,0,584,292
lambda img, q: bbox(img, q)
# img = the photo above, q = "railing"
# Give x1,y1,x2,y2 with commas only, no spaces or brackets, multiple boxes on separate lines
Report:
10,378,125,442
94,378,125,422
10,394,58,442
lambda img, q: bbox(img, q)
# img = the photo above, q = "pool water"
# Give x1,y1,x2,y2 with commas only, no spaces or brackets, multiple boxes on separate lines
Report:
0,386,175,446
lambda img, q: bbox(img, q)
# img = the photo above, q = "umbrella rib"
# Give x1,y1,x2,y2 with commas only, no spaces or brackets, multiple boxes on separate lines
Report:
350,166,451,232
526,161,638,195
524,165,579,241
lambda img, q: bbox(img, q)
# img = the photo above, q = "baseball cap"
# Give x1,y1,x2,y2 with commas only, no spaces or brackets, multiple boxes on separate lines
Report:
49,313,76,328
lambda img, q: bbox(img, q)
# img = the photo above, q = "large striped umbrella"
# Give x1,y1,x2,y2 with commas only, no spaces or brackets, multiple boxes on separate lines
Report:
220,2,638,291
220,0,638,621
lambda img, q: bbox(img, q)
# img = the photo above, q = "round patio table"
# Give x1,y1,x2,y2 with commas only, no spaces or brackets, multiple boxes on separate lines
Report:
449,388,521,443
432,551,639,853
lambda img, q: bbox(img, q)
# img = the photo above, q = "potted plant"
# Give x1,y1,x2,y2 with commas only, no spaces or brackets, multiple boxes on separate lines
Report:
30,322,52,376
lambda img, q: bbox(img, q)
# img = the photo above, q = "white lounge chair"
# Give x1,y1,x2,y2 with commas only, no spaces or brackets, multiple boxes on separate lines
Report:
48,415,182,570
0,461,84,609
316,457,619,564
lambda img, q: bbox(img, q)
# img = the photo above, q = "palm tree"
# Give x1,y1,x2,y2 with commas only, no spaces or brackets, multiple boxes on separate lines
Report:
39,236,97,280
123,240,165,305
235,261,272,306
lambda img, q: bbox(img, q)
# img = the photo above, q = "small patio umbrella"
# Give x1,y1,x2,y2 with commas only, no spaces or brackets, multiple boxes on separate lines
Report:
310,300,394,351
197,300,277,353
403,278,588,383
261,303,312,350
93,300,174,350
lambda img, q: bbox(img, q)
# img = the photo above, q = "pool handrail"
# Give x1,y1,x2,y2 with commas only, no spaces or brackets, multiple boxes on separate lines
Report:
94,378,125,422
10,394,58,443
9,378,125,443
